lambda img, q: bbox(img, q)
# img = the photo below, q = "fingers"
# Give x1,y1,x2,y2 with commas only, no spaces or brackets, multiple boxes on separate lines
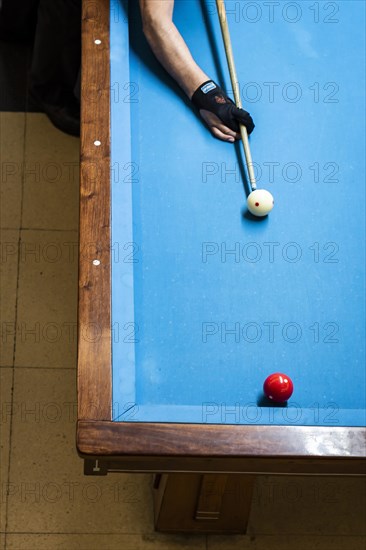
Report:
199,109,241,142
211,127,236,142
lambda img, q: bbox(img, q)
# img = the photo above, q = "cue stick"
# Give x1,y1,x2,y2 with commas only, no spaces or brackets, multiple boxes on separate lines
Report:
215,0,257,191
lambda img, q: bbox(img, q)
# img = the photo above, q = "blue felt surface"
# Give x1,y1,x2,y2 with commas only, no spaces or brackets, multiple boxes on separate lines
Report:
110,0,365,426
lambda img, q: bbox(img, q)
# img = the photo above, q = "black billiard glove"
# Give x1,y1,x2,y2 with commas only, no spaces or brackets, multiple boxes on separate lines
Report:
191,80,255,134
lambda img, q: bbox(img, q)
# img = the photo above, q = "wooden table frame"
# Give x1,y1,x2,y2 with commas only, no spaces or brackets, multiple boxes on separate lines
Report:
77,0,366,481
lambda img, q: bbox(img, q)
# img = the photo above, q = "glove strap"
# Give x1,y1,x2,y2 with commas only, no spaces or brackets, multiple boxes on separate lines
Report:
192,80,220,108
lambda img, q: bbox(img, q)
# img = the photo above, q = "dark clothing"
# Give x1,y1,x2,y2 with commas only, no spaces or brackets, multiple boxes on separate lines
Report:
0,0,81,134
0,0,39,41
30,0,81,106
0,0,81,106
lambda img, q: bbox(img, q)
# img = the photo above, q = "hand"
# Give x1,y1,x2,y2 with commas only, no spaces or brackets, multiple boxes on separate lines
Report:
192,80,255,142
199,109,240,142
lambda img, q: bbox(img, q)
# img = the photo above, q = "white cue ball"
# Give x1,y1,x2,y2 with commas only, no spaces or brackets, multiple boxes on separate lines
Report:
247,189,274,217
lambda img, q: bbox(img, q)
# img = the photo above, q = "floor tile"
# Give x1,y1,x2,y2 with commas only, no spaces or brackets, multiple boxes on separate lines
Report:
5,533,206,550
248,475,366,536
22,113,79,231
208,535,366,550
0,112,25,229
14,229,78,368
7,368,153,535
254,535,366,550
0,229,19,366
207,535,253,549
0,368,13,533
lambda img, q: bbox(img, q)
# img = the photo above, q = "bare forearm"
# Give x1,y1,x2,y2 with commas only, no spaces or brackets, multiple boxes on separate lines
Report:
139,0,251,142
140,0,209,98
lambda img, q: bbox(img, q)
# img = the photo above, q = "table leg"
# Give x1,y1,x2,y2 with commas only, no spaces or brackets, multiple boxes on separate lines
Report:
153,473,255,534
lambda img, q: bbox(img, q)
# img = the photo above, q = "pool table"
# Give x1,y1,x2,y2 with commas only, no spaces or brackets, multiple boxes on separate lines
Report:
77,0,366,533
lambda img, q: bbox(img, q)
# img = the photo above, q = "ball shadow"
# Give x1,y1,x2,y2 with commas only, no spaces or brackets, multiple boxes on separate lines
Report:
257,394,288,408
242,208,270,223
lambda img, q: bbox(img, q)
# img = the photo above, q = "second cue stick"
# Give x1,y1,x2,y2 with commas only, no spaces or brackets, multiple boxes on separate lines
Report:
215,0,257,191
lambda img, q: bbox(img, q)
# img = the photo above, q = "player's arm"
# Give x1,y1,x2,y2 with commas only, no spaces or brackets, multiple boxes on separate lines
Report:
139,0,254,142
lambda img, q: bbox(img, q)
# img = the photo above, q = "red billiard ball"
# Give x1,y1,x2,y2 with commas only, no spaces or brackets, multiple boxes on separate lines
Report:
263,373,293,402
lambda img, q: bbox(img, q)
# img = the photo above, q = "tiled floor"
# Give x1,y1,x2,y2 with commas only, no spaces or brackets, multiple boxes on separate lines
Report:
1,112,366,550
